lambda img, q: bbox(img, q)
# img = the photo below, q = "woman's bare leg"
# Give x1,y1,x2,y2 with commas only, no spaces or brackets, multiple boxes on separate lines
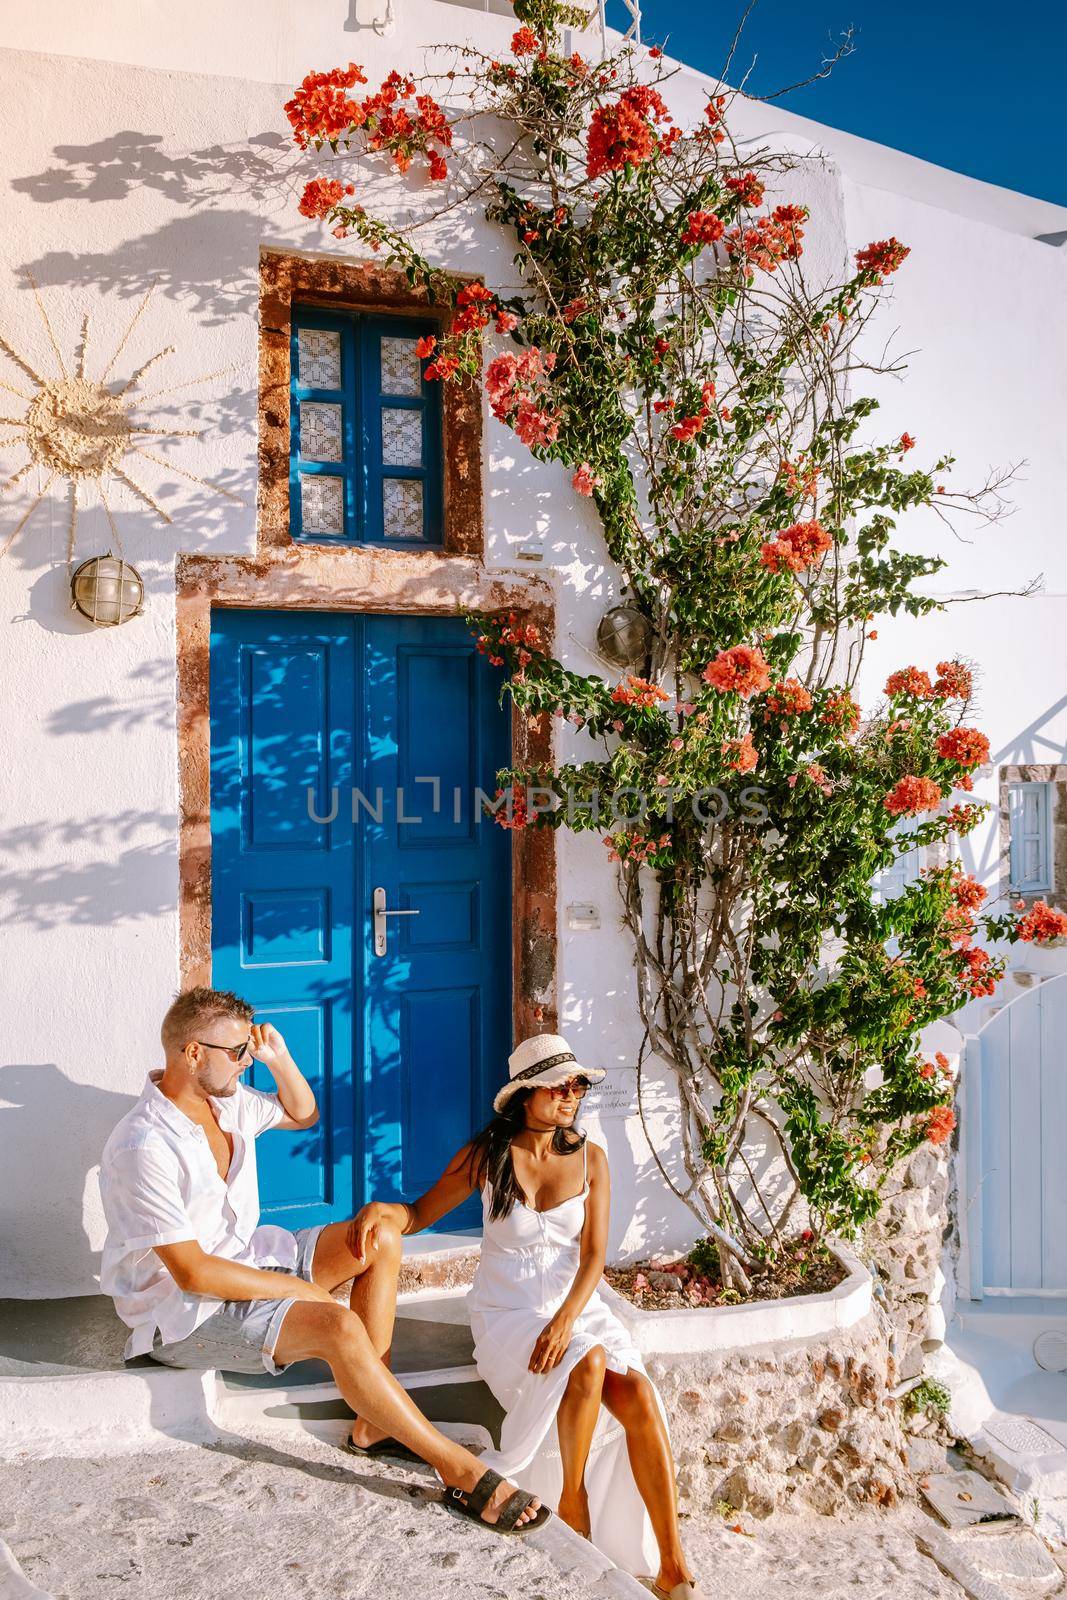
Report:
310,1217,403,1447
272,1301,542,1528
555,1346,606,1537
602,1368,692,1591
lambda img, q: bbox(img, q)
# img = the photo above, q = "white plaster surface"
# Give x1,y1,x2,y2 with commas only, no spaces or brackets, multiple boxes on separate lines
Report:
0,1426,978,1600
0,0,1065,1300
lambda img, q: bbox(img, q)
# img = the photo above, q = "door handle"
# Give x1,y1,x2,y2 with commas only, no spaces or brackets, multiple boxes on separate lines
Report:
372,885,420,957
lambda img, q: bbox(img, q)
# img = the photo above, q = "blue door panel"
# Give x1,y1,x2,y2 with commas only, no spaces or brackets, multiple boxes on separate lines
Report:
210,608,511,1234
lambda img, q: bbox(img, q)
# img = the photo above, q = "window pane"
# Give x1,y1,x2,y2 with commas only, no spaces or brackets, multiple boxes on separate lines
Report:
383,478,424,539
297,327,341,389
300,402,343,463
300,475,344,535
380,336,421,396
381,407,423,467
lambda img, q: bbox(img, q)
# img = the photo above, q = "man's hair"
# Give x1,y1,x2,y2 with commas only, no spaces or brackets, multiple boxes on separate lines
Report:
161,986,255,1055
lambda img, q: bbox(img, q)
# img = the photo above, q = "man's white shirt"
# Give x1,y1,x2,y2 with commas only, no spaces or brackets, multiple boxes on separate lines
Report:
100,1071,294,1359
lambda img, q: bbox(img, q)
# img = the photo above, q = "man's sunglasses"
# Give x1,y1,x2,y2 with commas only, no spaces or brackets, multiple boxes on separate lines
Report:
544,1075,592,1099
196,1037,252,1063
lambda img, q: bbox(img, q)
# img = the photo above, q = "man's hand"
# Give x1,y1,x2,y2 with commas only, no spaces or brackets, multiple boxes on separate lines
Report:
529,1309,575,1373
286,1278,337,1306
249,1022,291,1072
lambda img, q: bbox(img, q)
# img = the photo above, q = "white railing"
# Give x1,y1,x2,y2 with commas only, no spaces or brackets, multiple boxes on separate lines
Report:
959,971,1067,1300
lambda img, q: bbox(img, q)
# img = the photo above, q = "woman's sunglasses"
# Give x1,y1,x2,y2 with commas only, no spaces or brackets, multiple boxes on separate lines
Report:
543,1075,592,1099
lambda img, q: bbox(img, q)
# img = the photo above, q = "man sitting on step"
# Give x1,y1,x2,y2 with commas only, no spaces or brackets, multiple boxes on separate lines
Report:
98,985,546,1536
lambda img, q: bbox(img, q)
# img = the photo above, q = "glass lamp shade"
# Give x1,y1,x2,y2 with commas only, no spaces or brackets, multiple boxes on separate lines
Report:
70,554,144,627
596,604,652,668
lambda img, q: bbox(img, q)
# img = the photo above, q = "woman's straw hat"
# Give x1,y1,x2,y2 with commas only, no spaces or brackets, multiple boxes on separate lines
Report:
493,1032,604,1113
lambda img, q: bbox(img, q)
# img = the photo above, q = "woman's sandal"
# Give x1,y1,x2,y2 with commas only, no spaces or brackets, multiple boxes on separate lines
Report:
341,1434,423,1465
443,1466,552,1535
640,1581,699,1599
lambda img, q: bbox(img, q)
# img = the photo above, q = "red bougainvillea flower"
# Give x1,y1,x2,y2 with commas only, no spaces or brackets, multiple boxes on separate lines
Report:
493,782,528,829
484,347,559,447
951,871,987,913
562,297,588,323
959,946,996,997
285,62,368,148
725,172,765,208
760,519,832,574
884,775,942,816
423,354,460,381
764,678,814,721
297,178,354,220
572,462,603,497
854,237,910,279
885,666,933,699
511,25,539,54
586,84,673,179
936,727,990,769
822,690,861,739
725,206,807,275
611,675,671,709
805,762,832,795
414,334,437,359
495,309,519,333
605,830,671,864
723,732,759,773
898,433,916,452
703,645,772,699
681,210,725,247
925,1106,956,1146
1016,900,1067,945
933,659,972,700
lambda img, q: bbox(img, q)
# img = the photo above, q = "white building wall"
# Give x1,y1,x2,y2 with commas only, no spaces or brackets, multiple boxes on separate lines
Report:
0,0,1064,1297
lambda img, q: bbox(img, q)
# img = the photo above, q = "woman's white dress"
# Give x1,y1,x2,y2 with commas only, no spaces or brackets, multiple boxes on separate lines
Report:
466,1140,666,1575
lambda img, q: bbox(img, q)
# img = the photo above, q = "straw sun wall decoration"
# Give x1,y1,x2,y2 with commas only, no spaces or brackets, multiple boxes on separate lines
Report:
0,275,243,564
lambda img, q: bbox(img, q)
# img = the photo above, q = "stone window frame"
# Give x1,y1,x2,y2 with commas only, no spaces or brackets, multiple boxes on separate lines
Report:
174,250,558,1042
998,764,1067,914
259,248,482,556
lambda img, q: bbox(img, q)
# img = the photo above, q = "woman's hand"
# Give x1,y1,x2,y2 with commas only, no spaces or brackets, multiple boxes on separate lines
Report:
529,1309,575,1373
349,1201,391,1264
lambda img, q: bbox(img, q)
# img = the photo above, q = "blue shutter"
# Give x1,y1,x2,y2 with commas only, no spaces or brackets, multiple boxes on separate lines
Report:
290,308,357,542
361,315,443,547
290,307,442,548
1009,782,1053,893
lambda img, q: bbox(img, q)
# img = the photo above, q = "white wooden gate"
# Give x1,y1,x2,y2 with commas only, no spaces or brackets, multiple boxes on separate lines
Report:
961,973,1067,1298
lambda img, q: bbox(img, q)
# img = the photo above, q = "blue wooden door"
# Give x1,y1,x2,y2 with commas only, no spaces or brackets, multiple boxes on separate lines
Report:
210,609,511,1232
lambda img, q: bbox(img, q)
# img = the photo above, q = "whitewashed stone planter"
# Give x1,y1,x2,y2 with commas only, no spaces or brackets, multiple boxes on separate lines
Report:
602,1246,911,1518
600,1243,872,1356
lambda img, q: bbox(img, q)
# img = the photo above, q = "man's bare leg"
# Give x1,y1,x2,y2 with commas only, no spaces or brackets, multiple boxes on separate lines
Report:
309,1217,403,1448
272,1300,542,1528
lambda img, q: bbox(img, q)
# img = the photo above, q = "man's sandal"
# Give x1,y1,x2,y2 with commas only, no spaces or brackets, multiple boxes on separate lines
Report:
341,1435,423,1465
443,1467,551,1535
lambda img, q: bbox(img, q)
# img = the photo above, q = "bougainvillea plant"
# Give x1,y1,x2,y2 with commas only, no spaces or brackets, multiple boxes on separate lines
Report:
285,1,1064,1286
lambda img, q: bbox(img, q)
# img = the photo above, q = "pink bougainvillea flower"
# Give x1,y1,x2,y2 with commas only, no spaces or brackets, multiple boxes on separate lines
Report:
572,462,603,496
759,519,832,575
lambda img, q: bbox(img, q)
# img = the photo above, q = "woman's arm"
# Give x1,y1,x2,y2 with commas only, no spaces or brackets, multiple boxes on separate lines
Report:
348,1143,478,1259
528,1141,610,1374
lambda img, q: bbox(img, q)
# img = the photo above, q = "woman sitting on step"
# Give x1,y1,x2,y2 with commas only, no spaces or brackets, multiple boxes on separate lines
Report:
352,1033,698,1600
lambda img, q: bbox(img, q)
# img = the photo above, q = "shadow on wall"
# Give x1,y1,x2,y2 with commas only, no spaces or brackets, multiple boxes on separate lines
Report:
0,1062,136,1295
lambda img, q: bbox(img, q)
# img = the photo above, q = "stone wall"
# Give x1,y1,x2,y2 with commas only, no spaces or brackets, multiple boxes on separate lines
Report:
649,1309,910,1518
864,1141,954,1383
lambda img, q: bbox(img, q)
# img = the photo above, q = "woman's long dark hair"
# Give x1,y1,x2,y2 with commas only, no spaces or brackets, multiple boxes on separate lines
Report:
465,1088,586,1220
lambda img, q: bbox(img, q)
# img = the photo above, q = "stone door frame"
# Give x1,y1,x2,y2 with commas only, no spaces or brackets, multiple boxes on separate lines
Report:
174,248,558,1041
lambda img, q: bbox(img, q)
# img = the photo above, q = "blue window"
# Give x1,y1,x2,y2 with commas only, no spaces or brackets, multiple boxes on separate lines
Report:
1008,781,1053,893
290,306,443,546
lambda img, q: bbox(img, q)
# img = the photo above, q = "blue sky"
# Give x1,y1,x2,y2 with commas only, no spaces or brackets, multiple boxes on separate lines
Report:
607,0,1067,206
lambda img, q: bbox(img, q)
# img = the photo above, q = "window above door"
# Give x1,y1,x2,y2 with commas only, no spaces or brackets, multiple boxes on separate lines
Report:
290,306,443,547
